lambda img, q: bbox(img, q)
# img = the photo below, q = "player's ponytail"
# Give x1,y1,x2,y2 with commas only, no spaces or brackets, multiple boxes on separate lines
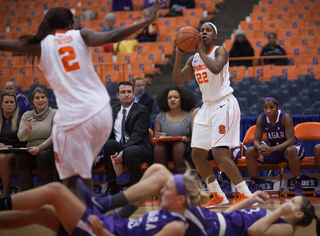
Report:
296,197,319,235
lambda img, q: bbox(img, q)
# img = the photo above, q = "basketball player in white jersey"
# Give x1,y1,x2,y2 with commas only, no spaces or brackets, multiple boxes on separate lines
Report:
0,0,165,194
172,22,252,208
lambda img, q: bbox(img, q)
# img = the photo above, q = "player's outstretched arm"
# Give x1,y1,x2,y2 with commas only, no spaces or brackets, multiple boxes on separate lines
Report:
172,47,194,86
81,0,165,47
0,39,40,57
224,191,269,213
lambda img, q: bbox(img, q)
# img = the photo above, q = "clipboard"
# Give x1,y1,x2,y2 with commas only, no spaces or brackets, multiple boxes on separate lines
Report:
152,136,182,143
10,148,29,153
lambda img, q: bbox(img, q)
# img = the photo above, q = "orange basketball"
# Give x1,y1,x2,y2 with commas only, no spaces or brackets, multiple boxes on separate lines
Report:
174,26,201,52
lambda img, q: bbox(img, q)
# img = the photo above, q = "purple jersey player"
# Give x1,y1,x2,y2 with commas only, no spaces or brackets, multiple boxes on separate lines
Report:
245,93,305,195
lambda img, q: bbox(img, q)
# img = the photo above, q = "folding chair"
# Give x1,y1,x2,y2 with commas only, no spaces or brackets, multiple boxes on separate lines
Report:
229,66,246,82
272,65,298,80
280,122,320,195
236,125,281,195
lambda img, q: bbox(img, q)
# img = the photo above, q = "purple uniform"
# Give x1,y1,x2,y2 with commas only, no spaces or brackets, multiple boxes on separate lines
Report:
260,110,305,164
58,208,186,236
185,206,288,236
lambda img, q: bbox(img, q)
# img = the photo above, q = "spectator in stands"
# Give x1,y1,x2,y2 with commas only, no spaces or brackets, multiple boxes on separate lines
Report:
133,78,153,114
112,0,133,11
101,13,117,53
170,0,195,10
313,144,320,197
0,91,26,197
136,8,159,42
245,93,305,196
103,82,152,195
229,29,254,67
260,32,288,66
73,16,82,30
101,13,117,33
153,86,196,174
16,87,56,191
4,81,31,117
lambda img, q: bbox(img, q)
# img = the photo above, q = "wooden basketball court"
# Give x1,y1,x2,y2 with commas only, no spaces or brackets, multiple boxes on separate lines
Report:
0,196,319,236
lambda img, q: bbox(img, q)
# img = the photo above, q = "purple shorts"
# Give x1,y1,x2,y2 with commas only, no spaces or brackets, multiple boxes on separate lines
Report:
260,143,305,165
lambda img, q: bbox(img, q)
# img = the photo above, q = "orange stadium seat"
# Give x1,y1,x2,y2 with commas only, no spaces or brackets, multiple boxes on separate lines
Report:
1,10,19,19
101,63,125,77
153,42,174,56
276,28,300,38
308,45,320,55
127,61,154,75
253,5,274,14
247,65,272,81
114,19,133,28
0,52,13,58
90,46,106,54
240,21,262,31
158,32,176,44
93,64,102,79
196,0,216,13
273,65,298,80
0,17,19,28
274,5,296,13
92,53,113,64
34,67,45,76
285,45,308,65
249,13,271,22
278,38,293,47
298,64,320,78
229,66,246,82
139,52,163,65
25,75,48,89
124,70,144,82
260,0,281,5
183,9,204,21
290,12,313,21
167,25,182,34
305,20,320,28
1,76,25,89
0,57,23,67
300,28,320,38
101,71,123,85
135,43,152,54
251,38,268,56
282,0,303,5
253,29,270,39
81,0,101,8
157,17,178,27
18,16,40,25
23,9,43,18
81,21,92,29
262,20,283,31
36,1,56,11
0,68,11,77
292,37,315,46
11,67,34,77
0,32,13,40
10,23,31,33
304,56,320,65
16,2,36,11
270,12,291,21
239,30,255,39
117,52,139,64
283,20,307,29
120,11,141,21
1,3,17,11
310,11,320,20
177,16,199,28
224,39,233,52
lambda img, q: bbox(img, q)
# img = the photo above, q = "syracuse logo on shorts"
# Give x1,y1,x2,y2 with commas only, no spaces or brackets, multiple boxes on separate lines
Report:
219,125,226,134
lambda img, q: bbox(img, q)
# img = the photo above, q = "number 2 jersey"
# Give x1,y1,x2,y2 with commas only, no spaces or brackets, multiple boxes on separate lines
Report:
39,30,110,129
185,206,288,236
191,46,233,102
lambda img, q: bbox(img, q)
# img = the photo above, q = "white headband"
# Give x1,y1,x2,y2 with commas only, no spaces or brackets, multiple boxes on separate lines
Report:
206,22,218,34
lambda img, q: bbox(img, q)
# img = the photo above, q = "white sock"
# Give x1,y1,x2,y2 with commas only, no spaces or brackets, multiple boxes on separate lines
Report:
235,181,252,196
208,180,225,197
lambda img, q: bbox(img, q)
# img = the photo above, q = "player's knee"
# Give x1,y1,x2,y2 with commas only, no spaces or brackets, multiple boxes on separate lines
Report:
245,147,258,159
285,146,298,159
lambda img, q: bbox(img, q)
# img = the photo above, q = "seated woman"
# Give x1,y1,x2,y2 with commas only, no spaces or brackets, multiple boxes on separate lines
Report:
0,164,319,236
16,87,57,191
153,86,196,173
229,29,254,67
245,93,305,195
0,91,26,197
260,32,288,65
0,165,208,236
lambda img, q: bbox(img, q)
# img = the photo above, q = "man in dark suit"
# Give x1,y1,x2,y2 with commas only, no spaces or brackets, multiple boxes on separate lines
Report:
104,81,153,195
133,78,153,114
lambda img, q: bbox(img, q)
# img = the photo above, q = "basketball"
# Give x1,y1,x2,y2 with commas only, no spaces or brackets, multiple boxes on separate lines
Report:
174,26,201,52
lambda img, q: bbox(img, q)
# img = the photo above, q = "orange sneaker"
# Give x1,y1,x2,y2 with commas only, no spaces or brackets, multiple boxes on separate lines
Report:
201,192,229,209
228,193,258,208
